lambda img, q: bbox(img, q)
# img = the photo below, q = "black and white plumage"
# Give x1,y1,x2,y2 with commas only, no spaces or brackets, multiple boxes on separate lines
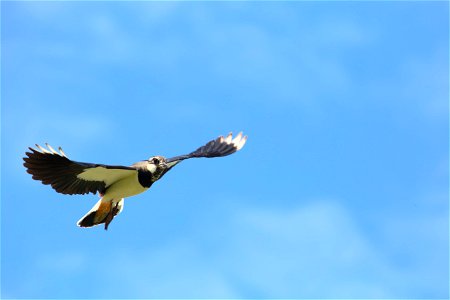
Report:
23,132,247,230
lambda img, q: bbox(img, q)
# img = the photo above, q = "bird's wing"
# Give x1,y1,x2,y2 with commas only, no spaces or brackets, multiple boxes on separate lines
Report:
23,144,137,195
165,132,248,164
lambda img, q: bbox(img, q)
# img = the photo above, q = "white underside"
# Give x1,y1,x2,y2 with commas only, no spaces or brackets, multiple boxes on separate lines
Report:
76,172,147,226
76,166,148,202
76,197,125,226
102,172,148,201
75,164,155,227
77,167,137,187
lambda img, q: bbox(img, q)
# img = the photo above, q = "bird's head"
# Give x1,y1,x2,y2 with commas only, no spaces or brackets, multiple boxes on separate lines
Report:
146,155,168,173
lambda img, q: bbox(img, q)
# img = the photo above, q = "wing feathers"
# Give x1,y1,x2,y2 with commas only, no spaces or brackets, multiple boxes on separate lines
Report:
24,144,136,195
58,146,68,158
166,132,248,163
190,131,248,158
225,132,232,143
45,143,58,154
25,134,247,196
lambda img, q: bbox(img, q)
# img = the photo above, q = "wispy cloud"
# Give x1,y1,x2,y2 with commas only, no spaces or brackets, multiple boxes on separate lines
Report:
3,103,115,177
3,2,447,299
6,198,445,298
7,2,446,121
75,200,447,298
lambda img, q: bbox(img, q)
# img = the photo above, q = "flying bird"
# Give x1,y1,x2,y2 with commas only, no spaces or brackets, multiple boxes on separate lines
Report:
23,132,247,230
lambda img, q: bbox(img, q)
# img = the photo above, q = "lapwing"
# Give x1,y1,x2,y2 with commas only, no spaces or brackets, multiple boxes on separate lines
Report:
23,132,247,230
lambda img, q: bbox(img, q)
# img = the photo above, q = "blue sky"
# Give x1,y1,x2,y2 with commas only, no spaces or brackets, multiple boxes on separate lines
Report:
1,1,448,299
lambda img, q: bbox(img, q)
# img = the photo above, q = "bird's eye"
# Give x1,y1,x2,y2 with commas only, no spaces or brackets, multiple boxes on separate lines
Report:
152,158,160,164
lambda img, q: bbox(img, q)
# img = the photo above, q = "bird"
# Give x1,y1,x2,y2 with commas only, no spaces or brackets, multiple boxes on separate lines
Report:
23,132,247,230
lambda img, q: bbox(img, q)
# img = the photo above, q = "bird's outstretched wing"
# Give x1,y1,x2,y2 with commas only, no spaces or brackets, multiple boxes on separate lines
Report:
23,144,137,195
166,132,248,164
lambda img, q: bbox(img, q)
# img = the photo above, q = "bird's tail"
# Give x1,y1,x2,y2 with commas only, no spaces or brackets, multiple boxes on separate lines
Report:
77,198,124,230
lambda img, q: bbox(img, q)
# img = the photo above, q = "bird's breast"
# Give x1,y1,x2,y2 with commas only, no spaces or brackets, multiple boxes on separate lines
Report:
103,173,149,199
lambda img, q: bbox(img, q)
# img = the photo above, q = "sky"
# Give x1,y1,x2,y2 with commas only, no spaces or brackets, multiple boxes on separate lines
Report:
1,1,449,299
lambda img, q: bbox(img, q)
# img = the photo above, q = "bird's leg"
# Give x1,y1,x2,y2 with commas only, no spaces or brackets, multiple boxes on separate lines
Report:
104,202,120,230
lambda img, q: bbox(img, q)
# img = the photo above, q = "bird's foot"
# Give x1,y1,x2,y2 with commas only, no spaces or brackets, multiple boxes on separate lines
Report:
104,202,120,230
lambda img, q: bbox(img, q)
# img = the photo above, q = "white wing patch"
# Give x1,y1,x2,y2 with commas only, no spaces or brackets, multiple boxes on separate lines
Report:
77,167,137,187
229,132,247,150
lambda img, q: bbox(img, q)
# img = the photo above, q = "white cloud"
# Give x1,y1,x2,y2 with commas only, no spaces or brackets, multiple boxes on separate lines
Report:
224,201,394,298
203,19,359,104
79,199,447,298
